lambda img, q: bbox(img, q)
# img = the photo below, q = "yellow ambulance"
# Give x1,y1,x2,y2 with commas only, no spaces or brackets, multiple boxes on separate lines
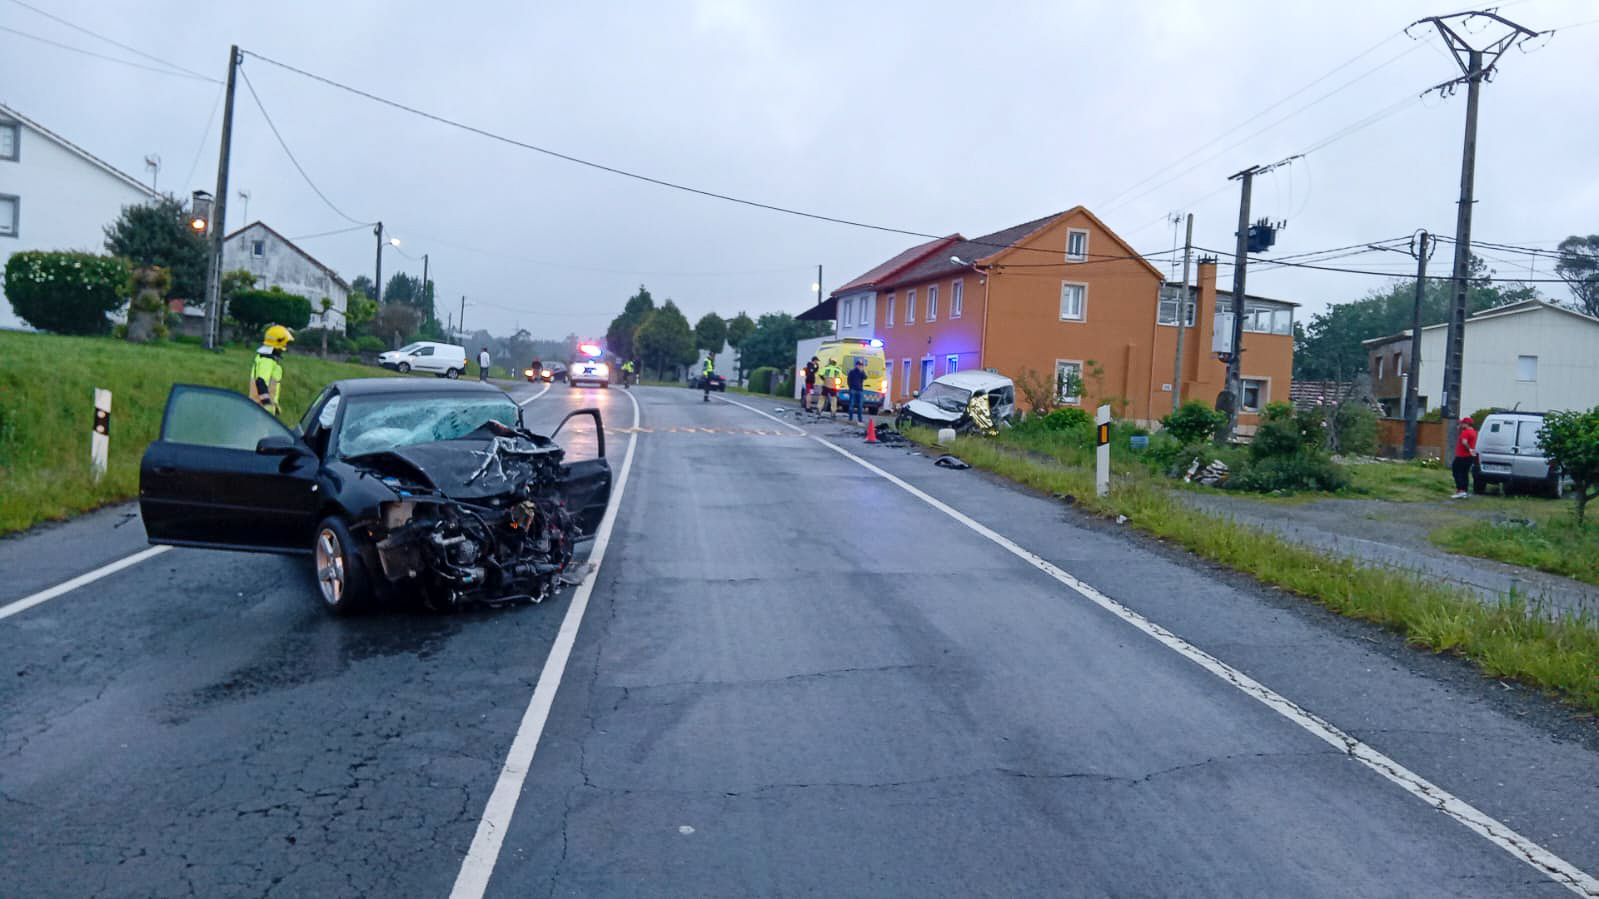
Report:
814,337,889,414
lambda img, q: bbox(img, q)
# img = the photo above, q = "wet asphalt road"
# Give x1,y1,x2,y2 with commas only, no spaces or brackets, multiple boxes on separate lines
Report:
4,383,1599,897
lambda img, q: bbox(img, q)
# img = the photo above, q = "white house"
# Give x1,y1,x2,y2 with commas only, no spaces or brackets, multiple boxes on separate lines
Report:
222,222,351,331
0,102,161,330
1389,300,1599,415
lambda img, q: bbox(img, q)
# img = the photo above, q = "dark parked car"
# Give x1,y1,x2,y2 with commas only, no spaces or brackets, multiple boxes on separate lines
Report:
688,371,727,391
139,379,612,615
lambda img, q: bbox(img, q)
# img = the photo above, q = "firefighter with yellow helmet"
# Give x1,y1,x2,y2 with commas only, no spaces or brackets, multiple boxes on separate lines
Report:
250,324,294,415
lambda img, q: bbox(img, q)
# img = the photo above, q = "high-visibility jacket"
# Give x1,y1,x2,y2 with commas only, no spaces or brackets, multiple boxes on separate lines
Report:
622,361,635,373
250,351,284,414
819,364,843,389
703,359,715,376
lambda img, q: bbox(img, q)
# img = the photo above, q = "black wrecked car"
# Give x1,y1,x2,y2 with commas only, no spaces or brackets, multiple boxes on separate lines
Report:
139,379,611,615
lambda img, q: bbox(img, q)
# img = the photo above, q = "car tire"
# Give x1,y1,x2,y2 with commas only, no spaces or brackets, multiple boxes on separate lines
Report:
396,362,411,374
313,516,370,616
445,368,460,380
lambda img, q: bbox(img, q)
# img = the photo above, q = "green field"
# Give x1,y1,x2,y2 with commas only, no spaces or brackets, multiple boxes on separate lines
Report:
0,331,394,535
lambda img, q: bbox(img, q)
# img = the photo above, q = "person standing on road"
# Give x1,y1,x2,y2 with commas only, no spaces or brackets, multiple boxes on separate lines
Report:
846,359,866,423
621,359,636,388
803,356,820,412
478,346,492,381
818,358,843,419
249,325,293,415
702,355,716,402
1450,415,1479,499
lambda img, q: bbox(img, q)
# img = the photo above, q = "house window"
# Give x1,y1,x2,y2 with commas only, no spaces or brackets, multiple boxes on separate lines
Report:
1517,355,1538,382
945,354,959,374
927,284,938,322
1241,378,1267,413
251,239,265,258
1059,282,1086,321
860,297,870,326
905,288,916,323
1375,356,1384,379
886,294,895,328
1157,285,1195,326
1066,229,1089,262
0,194,17,237
1055,360,1082,404
0,122,17,161
842,298,854,325
1392,351,1402,374
1242,301,1292,334
901,358,912,395
951,280,963,318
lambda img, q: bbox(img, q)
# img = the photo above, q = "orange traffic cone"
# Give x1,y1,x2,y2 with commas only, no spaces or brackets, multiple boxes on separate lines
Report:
865,418,878,443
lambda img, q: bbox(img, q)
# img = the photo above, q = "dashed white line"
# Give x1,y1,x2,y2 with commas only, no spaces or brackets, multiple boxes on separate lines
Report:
0,545,172,623
450,384,642,899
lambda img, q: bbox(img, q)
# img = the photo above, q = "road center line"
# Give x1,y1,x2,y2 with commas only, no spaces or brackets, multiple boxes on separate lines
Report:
450,384,642,899
718,392,1599,897
0,545,172,623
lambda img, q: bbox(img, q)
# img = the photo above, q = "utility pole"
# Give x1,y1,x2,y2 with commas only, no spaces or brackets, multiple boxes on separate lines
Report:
1411,10,1542,460
373,221,385,305
458,295,467,340
1172,212,1193,413
1403,230,1434,459
202,45,241,351
1221,166,1256,441
420,253,430,322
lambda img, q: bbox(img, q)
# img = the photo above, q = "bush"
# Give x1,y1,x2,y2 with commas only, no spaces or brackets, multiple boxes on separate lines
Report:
1043,406,1093,431
1251,403,1310,461
1162,400,1226,445
775,375,795,398
300,328,352,355
353,335,386,353
1231,451,1350,493
230,287,312,333
1014,366,1059,414
4,251,132,334
747,366,779,394
1469,408,1498,427
1332,402,1378,455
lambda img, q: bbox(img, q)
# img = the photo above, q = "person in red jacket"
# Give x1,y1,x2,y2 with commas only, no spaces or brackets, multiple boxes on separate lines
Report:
1451,415,1479,499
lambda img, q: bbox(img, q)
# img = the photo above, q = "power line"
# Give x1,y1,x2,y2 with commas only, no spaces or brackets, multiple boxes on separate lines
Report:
0,23,216,81
181,84,225,190
290,223,372,241
1198,246,1571,282
3,0,218,81
238,67,372,226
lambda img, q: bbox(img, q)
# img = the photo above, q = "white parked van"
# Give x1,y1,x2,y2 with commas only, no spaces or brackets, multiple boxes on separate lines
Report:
1475,411,1568,497
377,342,468,378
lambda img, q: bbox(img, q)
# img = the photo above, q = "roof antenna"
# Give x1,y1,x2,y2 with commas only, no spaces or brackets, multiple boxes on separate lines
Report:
144,154,161,191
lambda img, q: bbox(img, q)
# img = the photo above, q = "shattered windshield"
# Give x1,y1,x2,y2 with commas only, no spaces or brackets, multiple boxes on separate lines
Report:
918,381,972,413
336,394,519,458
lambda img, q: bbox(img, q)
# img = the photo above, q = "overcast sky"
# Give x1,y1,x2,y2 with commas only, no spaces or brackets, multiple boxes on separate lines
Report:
3,0,1595,339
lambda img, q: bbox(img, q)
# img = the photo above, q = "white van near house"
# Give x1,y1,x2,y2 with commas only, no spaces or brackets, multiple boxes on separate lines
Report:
1475,410,1569,497
376,342,468,378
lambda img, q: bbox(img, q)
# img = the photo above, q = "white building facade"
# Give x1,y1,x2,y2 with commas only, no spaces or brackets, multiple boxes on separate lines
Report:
0,103,160,331
1416,301,1599,415
222,222,351,331
833,289,877,340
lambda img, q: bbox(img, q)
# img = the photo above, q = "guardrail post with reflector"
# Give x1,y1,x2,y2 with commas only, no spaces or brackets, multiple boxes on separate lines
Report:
91,388,112,483
1095,403,1111,498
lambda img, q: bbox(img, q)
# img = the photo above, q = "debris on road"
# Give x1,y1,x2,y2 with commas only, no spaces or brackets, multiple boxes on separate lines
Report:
1184,458,1230,487
933,454,971,470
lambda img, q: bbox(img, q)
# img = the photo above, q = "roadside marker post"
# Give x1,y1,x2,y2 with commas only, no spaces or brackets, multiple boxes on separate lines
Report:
91,388,112,483
1095,403,1110,498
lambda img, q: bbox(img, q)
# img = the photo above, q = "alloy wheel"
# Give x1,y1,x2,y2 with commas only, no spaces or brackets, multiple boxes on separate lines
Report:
315,528,346,606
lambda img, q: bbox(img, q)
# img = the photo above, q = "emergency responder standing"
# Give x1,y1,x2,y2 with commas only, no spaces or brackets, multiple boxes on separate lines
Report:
846,359,867,423
478,346,492,382
249,324,293,415
818,357,843,419
803,356,820,413
621,358,636,388
702,355,716,402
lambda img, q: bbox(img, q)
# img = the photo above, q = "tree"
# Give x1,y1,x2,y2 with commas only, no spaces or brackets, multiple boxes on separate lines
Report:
350,275,377,301
1293,255,1536,381
1539,407,1599,525
384,272,418,305
317,298,335,356
373,303,422,348
1554,235,1599,317
726,311,755,381
102,196,208,300
3,251,132,334
345,293,377,336
634,300,695,378
694,312,727,355
230,287,313,334
605,285,655,361
737,312,831,375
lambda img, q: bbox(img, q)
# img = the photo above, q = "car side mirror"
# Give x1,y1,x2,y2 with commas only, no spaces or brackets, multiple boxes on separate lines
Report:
256,434,300,456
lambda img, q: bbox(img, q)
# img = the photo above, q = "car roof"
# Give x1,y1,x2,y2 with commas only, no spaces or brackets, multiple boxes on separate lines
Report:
933,370,1013,391
330,377,509,397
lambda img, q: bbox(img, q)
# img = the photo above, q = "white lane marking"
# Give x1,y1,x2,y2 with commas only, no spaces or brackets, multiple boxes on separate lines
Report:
514,382,551,406
805,436,1599,897
714,395,807,435
451,384,642,899
0,545,172,623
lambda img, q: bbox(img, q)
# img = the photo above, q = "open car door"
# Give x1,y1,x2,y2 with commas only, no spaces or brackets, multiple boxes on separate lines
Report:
550,408,613,538
140,385,322,553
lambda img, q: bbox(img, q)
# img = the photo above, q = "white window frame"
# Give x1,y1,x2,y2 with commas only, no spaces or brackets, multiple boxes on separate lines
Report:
1055,359,1083,404
0,194,17,238
251,239,266,258
945,353,959,374
951,280,963,319
1242,301,1293,335
1065,228,1089,263
885,293,895,328
1240,377,1269,413
1059,281,1087,322
926,284,938,322
905,288,916,324
901,358,912,396
1375,356,1384,379
842,297,854,325
1157,287,1196,327
1516,355,1538,382
860,297,871,326
0,122,18,161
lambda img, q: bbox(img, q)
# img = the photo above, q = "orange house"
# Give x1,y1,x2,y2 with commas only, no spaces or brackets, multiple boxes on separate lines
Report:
872,207,1294,427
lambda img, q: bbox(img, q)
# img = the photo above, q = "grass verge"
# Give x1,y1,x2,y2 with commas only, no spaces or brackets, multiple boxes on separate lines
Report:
905,429,1599,715
0,331,393,535
1433,516,1599,587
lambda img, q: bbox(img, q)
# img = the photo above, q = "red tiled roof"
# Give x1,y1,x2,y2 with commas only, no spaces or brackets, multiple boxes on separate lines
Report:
831,234,960,297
